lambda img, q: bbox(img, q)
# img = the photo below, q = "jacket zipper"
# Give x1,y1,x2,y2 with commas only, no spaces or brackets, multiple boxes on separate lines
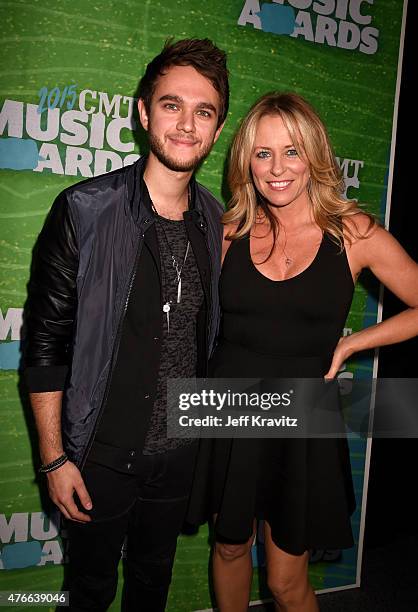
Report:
204,236,212,363
79,231,144,469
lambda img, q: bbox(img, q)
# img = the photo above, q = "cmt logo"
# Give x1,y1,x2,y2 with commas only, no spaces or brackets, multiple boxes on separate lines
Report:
0,307,23,370
336,157,364,199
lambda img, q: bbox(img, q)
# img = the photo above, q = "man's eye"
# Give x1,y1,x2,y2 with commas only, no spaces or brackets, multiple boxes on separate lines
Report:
197,110,211,118
165,103,179,111
255,150,270,159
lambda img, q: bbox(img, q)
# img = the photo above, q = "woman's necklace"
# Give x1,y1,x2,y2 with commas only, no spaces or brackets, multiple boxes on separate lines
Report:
281,225,293,266
256,209,293,266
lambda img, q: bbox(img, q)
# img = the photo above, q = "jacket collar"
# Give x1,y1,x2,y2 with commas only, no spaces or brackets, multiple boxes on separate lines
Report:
127,156,206,233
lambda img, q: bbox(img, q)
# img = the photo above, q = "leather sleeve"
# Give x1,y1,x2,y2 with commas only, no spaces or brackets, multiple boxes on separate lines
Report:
24,191,79,391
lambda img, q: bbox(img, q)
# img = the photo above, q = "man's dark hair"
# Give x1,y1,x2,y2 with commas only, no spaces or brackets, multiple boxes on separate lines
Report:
139,38,229,128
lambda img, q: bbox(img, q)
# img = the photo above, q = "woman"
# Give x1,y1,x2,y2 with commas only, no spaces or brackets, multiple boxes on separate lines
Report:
188,92,418,611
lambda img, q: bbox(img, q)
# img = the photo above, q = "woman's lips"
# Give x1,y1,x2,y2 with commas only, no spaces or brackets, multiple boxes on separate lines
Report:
267,180,292,191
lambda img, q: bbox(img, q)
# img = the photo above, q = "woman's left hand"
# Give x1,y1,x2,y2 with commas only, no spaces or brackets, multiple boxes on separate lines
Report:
325,335,357,379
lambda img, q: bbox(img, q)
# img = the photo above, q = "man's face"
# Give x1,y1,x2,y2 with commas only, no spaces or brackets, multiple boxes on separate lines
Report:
138,65,224,172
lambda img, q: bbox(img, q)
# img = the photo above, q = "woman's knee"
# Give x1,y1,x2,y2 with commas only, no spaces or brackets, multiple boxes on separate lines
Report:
267,572,310,607
214,539,253,563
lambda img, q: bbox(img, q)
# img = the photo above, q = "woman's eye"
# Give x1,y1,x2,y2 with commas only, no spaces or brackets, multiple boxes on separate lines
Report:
286,148,298,157
255,150,270,159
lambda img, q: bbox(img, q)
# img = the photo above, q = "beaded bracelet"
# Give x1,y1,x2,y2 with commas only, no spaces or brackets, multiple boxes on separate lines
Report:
39,453,68,473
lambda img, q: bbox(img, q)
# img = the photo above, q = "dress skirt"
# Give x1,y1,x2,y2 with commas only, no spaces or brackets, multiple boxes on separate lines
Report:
187,339,356,556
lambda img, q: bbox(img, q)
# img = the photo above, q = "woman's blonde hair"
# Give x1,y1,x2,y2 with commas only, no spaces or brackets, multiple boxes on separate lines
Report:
224,92,375,248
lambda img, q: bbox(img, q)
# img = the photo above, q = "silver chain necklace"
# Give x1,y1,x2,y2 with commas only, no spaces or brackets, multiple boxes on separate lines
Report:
152,203,190,333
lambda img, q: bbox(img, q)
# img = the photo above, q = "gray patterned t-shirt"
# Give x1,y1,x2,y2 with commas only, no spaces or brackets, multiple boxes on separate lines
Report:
143,216,204,454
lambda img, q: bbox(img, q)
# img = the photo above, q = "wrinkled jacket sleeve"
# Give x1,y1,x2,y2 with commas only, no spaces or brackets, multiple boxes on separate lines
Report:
24,191,79,392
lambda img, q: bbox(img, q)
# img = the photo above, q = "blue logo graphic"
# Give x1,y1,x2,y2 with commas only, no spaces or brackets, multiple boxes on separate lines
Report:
1,541,43,569
257,3,296,36
0,138,43,171
0,341,20,370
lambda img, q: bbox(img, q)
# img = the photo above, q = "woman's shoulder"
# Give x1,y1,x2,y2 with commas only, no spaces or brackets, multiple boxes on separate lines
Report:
342,211,406,276
342,211,378,244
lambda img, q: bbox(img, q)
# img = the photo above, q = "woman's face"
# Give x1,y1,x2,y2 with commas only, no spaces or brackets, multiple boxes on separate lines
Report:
250,114,311,210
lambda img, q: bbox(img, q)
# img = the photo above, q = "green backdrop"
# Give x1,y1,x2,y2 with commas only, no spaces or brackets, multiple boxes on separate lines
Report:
0,1,407,610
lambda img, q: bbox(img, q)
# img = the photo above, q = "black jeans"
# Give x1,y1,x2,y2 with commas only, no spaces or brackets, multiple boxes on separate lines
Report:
66,443,197,612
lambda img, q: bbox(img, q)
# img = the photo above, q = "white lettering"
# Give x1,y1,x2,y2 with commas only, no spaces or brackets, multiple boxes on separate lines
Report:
33,143,64,175
106,117,135,153
37,540,64,566
89,113,106,149
313,0,335,16
237,0,262,29
123,153,140,167
122,96,136,119
287,0,312,9
360,26,378,55
98,92,122,119
78,89,97,115
0,513,28,544
94,149,123,176
30,512,60,541
0,308,23,341
64,146,93,177
349,0,373,25
337,157,364,196
337,20,361,50
0,100,23,138
26,104,59,142
292,11,315,42
60,110,89,146
335,0,349,19
315,15,338,46
238,0,378,54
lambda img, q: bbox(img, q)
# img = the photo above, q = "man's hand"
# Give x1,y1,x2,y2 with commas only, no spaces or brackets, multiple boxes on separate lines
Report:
46,460,92,523
30,391,92,522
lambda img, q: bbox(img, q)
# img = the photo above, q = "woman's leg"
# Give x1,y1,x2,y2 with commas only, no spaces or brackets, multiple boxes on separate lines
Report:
264,522,319,612
212,521,256,612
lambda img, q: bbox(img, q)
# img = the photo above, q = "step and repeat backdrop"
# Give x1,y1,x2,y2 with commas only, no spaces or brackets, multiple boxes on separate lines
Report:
0,1,407,610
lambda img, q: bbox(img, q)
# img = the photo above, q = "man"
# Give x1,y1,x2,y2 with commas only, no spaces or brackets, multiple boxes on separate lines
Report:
24,38,228,611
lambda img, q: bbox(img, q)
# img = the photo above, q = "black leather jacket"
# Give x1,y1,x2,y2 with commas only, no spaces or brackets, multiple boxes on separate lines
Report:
24,157,223,466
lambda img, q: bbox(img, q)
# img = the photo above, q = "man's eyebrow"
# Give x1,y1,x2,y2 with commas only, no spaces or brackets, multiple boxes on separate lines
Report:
157,94,183,104
196,102,217,113
157,95,218,113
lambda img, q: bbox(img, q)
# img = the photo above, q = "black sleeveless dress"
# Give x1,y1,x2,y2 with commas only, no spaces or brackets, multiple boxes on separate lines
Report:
188,232,356,555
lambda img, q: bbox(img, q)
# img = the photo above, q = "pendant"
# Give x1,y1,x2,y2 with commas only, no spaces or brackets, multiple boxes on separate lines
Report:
163,301,171,333
177,277,182,304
